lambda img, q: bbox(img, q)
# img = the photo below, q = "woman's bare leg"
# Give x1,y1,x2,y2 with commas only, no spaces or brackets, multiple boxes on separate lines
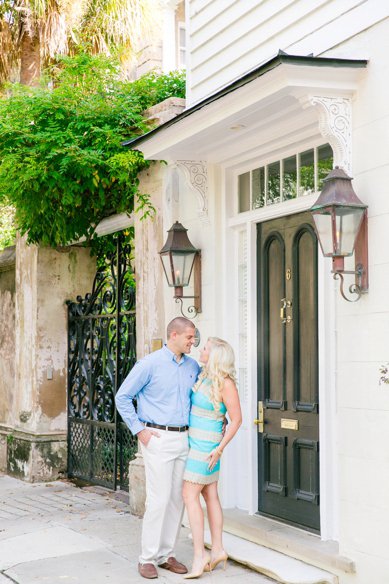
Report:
182,481,208,573
202,482,224,559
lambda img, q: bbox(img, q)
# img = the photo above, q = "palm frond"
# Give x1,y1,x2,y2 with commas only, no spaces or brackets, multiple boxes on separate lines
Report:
0,18,18,83
80,0,161,55
0,0,163,82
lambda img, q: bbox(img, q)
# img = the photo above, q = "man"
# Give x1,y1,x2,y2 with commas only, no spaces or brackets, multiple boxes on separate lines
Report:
115,317,200,580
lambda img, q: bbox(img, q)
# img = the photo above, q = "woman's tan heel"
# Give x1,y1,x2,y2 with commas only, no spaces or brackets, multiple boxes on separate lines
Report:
183,553,212,579
207,550,228,571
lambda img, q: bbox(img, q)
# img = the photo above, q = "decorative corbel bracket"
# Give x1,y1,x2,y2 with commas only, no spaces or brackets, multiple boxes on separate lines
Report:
298,94,352,175
174,160,210,227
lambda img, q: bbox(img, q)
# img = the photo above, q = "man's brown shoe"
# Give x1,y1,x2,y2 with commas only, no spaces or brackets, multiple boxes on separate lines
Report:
138,563,158,579
159,557,188,574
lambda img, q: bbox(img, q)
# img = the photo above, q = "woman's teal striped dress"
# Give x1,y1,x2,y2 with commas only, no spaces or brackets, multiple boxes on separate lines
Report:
183,378,227,485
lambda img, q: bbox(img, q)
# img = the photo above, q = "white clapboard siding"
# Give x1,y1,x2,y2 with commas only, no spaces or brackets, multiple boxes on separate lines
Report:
186,0,389,105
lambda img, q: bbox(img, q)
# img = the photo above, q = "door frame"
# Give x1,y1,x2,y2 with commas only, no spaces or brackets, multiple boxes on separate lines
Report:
222,168,338,541
257,214,320,532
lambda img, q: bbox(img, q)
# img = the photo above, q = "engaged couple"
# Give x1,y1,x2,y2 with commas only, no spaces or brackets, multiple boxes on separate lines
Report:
115,317,242,580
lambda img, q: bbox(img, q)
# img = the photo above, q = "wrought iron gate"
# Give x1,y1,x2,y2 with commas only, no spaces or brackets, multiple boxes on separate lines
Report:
67,234,137,490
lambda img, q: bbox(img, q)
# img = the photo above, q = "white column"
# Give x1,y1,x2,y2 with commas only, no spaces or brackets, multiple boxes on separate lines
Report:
162,2,177,73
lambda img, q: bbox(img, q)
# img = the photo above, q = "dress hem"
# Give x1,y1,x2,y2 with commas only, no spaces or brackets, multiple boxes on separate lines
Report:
183,470,219,485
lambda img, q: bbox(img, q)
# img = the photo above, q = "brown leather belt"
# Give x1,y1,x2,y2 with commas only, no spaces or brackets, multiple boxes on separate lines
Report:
144,422,189,432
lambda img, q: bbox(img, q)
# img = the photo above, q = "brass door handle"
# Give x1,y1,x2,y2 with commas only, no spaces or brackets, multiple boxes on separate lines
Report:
254,401,264,433
280,298,292,324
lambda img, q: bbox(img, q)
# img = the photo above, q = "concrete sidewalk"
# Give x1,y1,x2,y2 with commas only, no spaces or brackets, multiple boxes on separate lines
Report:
0,473,273,584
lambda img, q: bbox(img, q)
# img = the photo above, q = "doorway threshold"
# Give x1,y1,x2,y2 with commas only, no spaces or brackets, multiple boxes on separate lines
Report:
212,508,355,575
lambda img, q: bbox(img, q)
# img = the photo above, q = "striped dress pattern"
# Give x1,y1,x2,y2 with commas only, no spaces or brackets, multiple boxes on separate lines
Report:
183,378,227,485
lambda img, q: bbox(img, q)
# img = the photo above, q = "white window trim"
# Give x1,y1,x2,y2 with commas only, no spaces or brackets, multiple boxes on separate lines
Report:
178,22,186,69
235,141,333,219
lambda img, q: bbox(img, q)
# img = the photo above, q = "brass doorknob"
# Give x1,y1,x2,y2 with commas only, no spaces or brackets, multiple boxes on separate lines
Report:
254,401,264,433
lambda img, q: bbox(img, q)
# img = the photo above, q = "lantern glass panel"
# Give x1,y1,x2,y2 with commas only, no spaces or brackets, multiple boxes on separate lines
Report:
160,253,174,286
334,207,365,256
171,252,196,286
312,210,333,256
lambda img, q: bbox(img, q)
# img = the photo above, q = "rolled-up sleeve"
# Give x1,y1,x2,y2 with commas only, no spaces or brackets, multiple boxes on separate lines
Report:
115,359,152,435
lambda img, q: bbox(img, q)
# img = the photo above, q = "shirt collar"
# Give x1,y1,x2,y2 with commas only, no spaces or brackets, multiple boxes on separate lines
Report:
163,344,186,363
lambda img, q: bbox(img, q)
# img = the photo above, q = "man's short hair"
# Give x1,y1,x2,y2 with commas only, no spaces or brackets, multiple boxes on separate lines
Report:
167,317,195,339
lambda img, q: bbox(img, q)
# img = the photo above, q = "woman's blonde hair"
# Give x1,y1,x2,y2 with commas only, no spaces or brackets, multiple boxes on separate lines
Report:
193,337,237,410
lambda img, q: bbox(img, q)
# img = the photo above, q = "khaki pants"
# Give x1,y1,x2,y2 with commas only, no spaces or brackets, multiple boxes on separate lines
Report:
139,428,189,565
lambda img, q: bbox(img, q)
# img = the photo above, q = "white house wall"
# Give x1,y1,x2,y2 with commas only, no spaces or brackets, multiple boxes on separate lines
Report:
215,17,389,583
135,5,389,583
189,17,389,584
186,0,389,106
320,20,389,583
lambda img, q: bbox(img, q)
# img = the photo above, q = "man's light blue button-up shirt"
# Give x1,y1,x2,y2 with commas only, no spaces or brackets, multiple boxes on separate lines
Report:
115,345,201,436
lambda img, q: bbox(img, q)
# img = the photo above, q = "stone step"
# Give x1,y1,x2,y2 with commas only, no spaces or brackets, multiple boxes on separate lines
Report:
217,508,355,574
204,530,338,584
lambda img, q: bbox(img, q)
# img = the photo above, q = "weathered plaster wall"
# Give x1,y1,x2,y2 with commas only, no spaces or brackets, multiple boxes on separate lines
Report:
0,248,16,427
0,246,16,470
7,235,96,481
135,163,167,358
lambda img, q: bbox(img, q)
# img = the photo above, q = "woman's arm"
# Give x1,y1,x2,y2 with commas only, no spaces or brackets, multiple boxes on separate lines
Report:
206,378,242,470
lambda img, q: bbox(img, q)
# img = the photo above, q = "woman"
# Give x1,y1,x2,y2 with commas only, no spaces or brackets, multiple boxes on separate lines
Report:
182,337,242,579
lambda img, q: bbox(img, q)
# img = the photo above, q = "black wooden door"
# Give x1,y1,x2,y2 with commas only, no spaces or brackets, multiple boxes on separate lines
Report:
257,211,319,531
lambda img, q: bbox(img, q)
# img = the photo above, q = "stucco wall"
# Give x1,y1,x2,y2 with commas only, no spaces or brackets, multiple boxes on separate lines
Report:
0,247,16,470
136,163,167,357
7,236,96,481
135,159,222,357
0,249,15,427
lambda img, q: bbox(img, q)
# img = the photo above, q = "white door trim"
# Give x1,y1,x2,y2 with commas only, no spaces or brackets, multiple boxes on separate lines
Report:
222,168,338,541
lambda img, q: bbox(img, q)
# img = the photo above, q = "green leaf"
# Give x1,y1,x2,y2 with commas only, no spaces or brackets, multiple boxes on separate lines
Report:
0,53,185,259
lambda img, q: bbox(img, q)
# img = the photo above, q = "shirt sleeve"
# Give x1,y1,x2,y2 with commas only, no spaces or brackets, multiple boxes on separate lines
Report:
115,359,151,435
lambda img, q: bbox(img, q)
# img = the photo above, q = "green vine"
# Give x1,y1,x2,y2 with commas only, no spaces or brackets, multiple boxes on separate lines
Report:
0,203,16,251
0,51,185,254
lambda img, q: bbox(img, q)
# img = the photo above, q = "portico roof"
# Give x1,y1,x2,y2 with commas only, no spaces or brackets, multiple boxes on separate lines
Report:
122,51,366,169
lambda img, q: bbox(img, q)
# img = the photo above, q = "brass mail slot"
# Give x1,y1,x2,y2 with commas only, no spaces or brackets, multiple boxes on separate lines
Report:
281,418,299,431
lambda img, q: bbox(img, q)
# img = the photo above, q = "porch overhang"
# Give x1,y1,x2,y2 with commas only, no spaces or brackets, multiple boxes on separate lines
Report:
122,52,367,171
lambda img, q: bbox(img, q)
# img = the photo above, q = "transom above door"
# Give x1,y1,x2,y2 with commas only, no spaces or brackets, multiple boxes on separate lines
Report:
238,143,333,214
257,211,319,531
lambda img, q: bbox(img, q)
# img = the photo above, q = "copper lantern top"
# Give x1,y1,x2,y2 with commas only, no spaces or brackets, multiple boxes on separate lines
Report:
159,222,198,290
159,221,199,255
311,167,367,211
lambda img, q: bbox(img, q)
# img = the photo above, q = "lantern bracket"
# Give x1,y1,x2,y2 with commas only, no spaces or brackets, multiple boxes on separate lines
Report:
173,251,202,319
330,208,369,302
174,297,199,319
332,264,364,302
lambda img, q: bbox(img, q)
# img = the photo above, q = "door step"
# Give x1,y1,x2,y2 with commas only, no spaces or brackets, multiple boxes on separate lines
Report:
204,530,338,584
216,508,355,573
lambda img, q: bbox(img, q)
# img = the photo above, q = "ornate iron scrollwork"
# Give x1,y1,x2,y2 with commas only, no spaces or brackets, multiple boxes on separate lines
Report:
333,263,364,302
67,234,137,490
175,297,199,319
